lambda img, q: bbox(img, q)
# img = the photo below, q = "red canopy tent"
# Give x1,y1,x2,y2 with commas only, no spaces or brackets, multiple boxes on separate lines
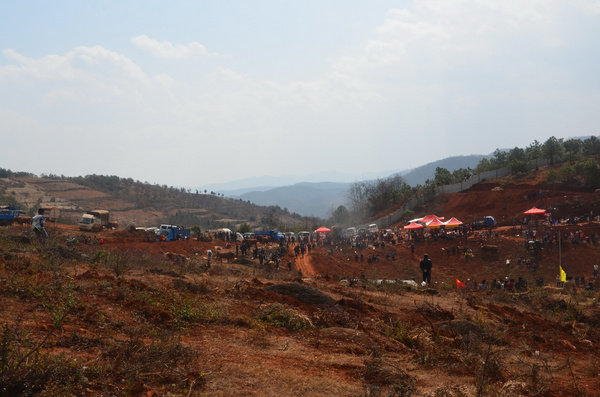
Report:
404,222,424,230
524,207,546,215
444,217,463,227
419,214,445,224
426,219,445,228
315,226,332,233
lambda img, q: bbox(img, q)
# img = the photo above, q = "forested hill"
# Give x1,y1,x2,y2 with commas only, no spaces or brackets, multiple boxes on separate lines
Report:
230,155,489,217
0,173,319,230
401,155,488,186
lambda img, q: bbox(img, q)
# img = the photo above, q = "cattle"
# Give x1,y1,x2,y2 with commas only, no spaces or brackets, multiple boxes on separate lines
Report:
13,216,32,225
397,279,419,288
244,238,258,246
256,236,270,244
215,251,235,261
164,252,188,262
340,279,419,288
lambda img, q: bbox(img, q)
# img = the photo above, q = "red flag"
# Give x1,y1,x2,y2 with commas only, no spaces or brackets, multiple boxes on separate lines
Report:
455,278,467,289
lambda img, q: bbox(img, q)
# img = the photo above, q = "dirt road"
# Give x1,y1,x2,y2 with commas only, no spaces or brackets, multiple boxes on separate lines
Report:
293,251,316,278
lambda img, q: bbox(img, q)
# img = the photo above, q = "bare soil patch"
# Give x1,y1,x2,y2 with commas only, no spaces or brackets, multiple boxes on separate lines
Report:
3,169,600,395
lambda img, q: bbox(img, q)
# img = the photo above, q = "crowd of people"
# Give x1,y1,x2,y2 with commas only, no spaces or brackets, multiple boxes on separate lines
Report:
30,201,599,295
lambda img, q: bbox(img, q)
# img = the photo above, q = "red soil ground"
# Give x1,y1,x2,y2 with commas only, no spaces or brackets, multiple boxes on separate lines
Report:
4,167,600,396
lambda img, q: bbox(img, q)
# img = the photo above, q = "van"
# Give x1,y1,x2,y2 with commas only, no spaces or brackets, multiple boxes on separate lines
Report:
243,232,255,239
368,224,379,234
298,231,311,242
284,232,296,241
345,227,356,238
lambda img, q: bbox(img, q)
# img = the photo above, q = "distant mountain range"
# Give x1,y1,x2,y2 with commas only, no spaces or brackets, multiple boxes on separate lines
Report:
400,154,488,186
205,154,489,218
233,182,350,218
194,169,404,195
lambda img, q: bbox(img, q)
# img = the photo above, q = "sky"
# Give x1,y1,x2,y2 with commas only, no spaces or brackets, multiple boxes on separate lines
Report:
1,0,599,188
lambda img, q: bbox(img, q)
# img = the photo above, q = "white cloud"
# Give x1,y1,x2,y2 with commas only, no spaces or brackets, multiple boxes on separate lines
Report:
328,0,580,85
131,35,219,59
573,0,600,14
207,67,245,83
1,0,598,185
0,45,178,109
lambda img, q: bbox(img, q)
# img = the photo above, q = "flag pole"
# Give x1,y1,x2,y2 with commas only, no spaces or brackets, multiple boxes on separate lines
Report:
558,231,566,286
559,230,561,267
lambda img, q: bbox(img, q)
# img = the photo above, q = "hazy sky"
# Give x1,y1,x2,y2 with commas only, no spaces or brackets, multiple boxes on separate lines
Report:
1,1,599,187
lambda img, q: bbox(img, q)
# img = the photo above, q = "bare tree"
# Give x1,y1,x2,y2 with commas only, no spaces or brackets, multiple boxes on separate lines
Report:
347,181,369,217
347,173,409,220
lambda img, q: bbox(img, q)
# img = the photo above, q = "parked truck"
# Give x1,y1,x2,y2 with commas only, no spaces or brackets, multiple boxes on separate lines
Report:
297,231,311,242
474,216,496,229
0,204,21,226
156,225,191,241
78,210,117,231
255,230,285,241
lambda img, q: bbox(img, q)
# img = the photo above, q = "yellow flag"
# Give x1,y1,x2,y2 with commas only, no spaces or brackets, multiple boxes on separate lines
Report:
559,266,567,283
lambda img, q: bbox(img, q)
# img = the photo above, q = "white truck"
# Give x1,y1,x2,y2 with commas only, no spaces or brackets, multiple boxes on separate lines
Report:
284,231,296,242
78,210,117,231
297,231,311,242
368,223,379,234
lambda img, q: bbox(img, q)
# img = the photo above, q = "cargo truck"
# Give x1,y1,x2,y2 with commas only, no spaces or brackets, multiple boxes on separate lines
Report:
156,225,191,241
255,230,286,241
79,210,117,231
0,204,21,226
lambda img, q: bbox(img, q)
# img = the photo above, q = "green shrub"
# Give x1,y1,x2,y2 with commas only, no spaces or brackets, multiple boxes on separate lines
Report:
383,318,415,348
256,303,311,332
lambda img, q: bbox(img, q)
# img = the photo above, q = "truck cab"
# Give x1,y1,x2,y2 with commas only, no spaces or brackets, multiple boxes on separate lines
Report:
79,210,113,231
79,214,101,231
156,225,190,241
0,204,21,225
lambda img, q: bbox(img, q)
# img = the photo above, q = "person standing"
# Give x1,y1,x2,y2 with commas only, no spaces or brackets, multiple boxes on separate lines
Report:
31,208,48,239
206,249,213,267
420,253,432,285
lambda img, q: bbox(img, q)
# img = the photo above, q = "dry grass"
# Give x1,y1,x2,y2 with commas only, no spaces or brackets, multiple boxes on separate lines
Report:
2,226,600,396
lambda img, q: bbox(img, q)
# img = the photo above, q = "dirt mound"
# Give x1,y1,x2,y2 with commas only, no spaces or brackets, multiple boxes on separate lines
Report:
439,168,600,226
264,283,337,308
317,327,373,355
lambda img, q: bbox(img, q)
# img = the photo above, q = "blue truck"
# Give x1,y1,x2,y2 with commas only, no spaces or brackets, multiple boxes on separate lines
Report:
255,230,286,241
0,204,21,226
156,225,191,241
474,216,496,229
